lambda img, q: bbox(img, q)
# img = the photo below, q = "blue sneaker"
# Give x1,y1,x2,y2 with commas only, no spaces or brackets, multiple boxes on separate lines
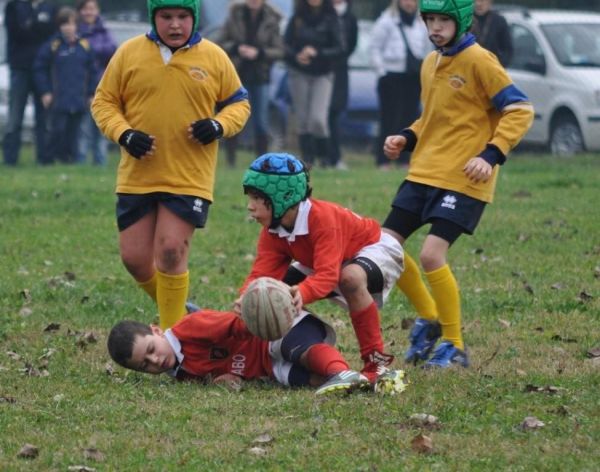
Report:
404,318,442,363
185,301,200,313
424,341,469,368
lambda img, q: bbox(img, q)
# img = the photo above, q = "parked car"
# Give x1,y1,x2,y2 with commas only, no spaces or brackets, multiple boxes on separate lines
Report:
0,20,148,143
503,9,600,155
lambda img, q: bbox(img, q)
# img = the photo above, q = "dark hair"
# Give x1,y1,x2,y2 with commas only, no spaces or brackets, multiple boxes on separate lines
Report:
244,186,273,209
56,6,77,25
294,0,336,17
107,320,152,368
75,0,98,11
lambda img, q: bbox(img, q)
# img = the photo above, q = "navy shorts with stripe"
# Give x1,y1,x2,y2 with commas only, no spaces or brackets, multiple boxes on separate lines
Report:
116,193,211,231
385,181,486,235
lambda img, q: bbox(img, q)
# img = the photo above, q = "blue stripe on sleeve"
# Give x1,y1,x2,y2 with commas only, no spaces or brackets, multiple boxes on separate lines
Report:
492,84,529,111
216,86,249,111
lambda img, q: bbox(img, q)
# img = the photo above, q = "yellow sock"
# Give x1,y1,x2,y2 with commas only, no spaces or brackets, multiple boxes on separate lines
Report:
156,270,189,330
138,272,157,302
397,253,438,321
425,264,463,350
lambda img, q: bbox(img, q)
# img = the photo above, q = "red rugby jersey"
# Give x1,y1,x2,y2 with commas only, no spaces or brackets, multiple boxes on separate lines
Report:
170,310,272,381
242,199,381,304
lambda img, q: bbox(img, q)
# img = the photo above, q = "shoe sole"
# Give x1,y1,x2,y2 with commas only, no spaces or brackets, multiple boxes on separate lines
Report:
316,381,371,396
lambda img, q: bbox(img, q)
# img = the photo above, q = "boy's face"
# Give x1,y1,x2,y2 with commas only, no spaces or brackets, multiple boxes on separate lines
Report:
246,193,272,228
154,8,194,48
127,326,176,374
423,13,457,48
60,19,77,43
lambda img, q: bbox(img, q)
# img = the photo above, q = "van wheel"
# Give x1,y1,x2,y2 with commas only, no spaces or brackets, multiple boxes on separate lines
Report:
549,116,584,156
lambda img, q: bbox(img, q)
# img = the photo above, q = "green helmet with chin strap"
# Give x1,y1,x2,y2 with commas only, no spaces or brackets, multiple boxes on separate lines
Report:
420,0,474,39
243,153,310,223
147,0,201,33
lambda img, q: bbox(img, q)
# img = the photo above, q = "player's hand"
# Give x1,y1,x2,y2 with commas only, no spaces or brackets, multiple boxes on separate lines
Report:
118,129,155,159
463,156,493,183
289,285,303,315
383,135,407,160
189,118,223,145
233,296,242,315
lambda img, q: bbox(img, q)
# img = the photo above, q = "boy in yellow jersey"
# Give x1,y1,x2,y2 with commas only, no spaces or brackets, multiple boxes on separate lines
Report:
92,0,250,329
381,0,534,367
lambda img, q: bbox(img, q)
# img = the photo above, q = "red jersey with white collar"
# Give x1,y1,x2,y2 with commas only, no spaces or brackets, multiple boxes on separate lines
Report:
169,310,272,381
242,198,381,304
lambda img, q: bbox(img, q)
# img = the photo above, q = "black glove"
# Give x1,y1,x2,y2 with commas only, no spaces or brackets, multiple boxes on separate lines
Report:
118,129,154,159
191,118,223,145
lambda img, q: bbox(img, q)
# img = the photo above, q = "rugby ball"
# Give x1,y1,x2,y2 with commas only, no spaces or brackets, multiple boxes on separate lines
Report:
241,277,296,341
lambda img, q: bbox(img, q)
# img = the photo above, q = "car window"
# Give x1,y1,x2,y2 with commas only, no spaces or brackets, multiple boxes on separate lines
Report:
541,23,600,67
509,24,545,73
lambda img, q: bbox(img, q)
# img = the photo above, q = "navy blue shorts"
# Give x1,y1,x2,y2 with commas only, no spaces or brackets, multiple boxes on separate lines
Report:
383,181,486,241
116,193,211,232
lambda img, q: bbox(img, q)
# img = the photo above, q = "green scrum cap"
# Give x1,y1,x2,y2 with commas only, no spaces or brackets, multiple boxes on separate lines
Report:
420,0,474,39
243,153,309,220
147,0,201,33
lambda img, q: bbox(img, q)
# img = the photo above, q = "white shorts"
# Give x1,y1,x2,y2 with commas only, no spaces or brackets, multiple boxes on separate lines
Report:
290,232,404,309
269,310,336,386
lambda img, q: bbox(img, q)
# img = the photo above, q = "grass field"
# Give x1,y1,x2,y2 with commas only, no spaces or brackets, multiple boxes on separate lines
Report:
0,148,599,471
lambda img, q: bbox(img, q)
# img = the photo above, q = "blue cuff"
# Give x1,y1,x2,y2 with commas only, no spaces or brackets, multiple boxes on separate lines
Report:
399,129,417,152
479,143,506,166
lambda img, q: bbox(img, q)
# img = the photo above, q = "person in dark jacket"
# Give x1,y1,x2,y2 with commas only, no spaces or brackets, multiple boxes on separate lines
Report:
2,0,56,166
217,0,285,167
327,0,358,170
75,0,117,166
33,7,98,164
284,0,344,167
473,0,513,66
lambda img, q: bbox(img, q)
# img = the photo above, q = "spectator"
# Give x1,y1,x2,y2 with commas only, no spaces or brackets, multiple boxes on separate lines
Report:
75,0,117,166
327,0,358,170
3,0,56,166
216,0,285,168
283,0,344,168
370,0,430,169
91,0,250,330
472,0,513,66
33,7,98,164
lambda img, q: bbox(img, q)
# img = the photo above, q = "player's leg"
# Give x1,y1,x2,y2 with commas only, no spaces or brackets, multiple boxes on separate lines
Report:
118,201,158,299
154,204,194,329
339,263,393,382
420,220,468,368
383,203,441,363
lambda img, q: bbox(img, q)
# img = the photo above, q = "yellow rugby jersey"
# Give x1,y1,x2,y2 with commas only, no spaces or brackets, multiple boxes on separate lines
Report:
407,36,534,203
92,33,250,201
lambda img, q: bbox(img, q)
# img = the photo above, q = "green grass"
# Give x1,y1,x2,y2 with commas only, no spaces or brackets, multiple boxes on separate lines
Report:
1,148,599,470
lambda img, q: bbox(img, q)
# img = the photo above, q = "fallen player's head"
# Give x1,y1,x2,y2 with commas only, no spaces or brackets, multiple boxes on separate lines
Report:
107,321,177,374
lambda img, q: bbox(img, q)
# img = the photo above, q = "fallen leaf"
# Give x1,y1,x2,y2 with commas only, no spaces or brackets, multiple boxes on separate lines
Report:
64,271,76,281
20,289,32,302
200,276,210,284
105,363,115,376
67,466,96,472
498,319,511,328
252,434,274,445
19,307,33,317
524,384,563,394
516,369,527,377
577,291,593,302
411,434,433,454
551,334,577,343
6,351,21,361
401,318,415,330
409,413,439,428
522,281,534,295
0,396,16,403
517,233,530,242
39,348,57,360
17,444,39,459
248,447,268,457
43,323,61,332
550,283,564,290
586,347,600,358
521,416,545,430
512,190,532,198
83,448,105,462
594,267,600,279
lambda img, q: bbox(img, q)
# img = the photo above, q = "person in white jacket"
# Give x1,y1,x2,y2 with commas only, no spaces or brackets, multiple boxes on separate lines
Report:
370,0,430,168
